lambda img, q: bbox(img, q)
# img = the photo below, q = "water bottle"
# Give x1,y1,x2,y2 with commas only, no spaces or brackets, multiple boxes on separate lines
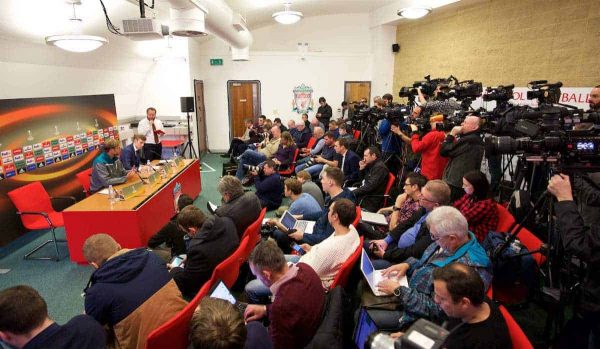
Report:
146,160,151,175
108,185,116,203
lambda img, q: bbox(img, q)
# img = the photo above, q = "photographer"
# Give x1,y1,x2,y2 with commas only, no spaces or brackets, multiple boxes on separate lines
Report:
379,113,402,175
416,85,461,117
548,174,600,348
440,115,484,202
391,114,449,180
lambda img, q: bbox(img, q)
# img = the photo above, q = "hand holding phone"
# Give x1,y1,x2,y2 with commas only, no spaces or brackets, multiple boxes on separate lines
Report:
170,255,185,268
291,243,306,255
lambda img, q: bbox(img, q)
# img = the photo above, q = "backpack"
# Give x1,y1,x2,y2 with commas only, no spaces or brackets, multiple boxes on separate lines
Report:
482,231,537,290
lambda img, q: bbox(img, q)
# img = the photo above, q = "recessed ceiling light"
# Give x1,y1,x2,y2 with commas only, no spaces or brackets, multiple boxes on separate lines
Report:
398,7,432,19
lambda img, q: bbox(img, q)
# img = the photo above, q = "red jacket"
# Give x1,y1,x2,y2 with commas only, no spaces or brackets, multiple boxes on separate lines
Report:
411,131,448,180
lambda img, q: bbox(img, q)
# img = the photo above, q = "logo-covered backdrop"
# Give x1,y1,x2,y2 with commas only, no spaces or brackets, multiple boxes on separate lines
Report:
0,94,118,248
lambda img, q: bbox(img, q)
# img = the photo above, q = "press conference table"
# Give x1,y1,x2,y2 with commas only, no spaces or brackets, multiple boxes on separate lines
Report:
63,159,201,263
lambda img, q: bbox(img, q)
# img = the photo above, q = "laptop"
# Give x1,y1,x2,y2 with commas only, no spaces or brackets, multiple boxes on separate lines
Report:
354,307,379,349
208,279,248,314
360,249,408,297
360,211,388,226
280,210,315,234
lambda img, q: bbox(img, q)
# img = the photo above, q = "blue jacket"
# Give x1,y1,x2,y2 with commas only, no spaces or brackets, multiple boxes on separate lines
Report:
84,248,173,326
395,233,492,328
301,188,356,245
335,150,360,184
119,143,142,170
90,152,128,192
255,172,284,209
379,119,401,153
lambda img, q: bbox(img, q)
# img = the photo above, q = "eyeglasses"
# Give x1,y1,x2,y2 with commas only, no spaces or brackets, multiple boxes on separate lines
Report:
430,233,454,241
419,196,438,204
403,182,413,187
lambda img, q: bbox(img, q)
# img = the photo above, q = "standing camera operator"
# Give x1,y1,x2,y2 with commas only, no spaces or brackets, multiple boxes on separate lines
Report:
440,115,484,202
391,115,449,180
416,85,461,118
379,94,402,176
548,174,600,348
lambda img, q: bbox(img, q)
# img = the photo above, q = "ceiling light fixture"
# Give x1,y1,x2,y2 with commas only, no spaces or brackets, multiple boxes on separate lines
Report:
398,7,432,19
45,1,108,53
272,1,303,25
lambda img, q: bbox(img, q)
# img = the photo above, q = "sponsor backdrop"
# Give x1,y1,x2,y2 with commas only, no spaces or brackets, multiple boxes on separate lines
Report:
0,94,118,247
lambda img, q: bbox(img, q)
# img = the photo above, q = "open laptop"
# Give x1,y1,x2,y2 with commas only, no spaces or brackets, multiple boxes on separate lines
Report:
360,248,408,297
208,279,248,314
280,210,315,234
354,307,379,349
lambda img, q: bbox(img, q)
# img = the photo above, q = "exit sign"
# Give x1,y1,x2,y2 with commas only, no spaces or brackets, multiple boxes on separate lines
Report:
210,58,223,66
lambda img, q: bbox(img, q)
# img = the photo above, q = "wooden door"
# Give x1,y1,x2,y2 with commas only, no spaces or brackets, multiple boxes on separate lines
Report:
227,81,261,140
344,81,371,106
194,80,207,153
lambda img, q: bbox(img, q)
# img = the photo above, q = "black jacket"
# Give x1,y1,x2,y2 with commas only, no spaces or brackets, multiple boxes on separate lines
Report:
384,208,432,263
440,130,484,188
215,191,262,237
574,173,600,226
147,218,187,256
354,159,390,212
335,150,361,184
170,216,239,298
555,200,600,314
317,104,332,121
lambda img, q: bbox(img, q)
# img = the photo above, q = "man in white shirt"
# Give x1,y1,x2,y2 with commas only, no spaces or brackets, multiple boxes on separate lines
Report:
245,198,360,302
137,107,165,161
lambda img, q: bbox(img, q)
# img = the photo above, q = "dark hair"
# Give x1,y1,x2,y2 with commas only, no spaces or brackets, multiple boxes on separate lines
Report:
264,159,277,170
338,124,348,131
274,118,282,123
323,166,344,187
331,198,356,227
432,263,485,306
463,170,491,201
406,172,427,190
341,101,348,107
284,178,302,195
249,240,286,272
382,93,393,102
259,115,267,121
324,131,336,140
0,285,48,334
366,146,381,159
190,298,247,349
146,107,157,114
319,97,326,103
177,194,194,212
177,205,206,229
336,137,350,149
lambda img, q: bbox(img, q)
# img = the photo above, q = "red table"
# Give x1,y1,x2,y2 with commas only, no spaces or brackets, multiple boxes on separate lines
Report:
63,159,201,263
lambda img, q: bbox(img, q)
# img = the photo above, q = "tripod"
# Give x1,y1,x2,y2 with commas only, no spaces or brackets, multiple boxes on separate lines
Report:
181,111,198,159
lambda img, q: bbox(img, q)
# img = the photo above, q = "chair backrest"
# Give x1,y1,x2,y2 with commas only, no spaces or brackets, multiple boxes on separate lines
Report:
516,227,546,266
145,281,212,349
76,168,93,196
306,137,317,150
279,148,300,175
241,208,267,254
352,206,362,227
495,203,515,232
499,305,534,349
7,182,55,230
353,130,361,140
214,235,251,289
383,173,396,206
329,236,364,289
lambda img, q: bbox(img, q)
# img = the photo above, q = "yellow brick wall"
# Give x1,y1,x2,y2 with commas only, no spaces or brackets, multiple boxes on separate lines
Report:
392,0,600,95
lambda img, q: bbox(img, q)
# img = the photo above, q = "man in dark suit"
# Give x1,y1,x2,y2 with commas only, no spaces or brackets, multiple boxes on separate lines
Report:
353,146,390,212
170,206,239,298
333,138,360,185
119,134,146,170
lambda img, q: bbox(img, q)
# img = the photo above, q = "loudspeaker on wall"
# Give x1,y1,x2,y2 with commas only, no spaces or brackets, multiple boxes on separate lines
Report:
392,43,400,53
180,97,194,113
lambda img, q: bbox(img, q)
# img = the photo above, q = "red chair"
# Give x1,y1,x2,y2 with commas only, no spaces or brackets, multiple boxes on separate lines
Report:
241,208,267,255
516,227,546,266
353,130,361,140
499,305,534,349
76,168,93,197
329,236,364,289
145,280,213,349
495,203,515,232
213,235,252,289
306,137,317,150
7,182,75,260
279,148,300,176
353,206,362,227
357,172,396,208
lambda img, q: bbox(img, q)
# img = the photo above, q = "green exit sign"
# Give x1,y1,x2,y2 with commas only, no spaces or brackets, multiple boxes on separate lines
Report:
210,58,223,66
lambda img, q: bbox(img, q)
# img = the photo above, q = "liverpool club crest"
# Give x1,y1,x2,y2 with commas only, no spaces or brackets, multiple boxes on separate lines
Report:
292,84,314,114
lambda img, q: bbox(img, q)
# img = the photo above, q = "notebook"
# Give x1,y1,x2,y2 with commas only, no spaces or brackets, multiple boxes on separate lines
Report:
360,211,388,226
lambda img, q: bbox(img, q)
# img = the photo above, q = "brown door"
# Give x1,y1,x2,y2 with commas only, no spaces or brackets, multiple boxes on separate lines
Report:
227,81,261,140
344,81,371,106
194,80,207,153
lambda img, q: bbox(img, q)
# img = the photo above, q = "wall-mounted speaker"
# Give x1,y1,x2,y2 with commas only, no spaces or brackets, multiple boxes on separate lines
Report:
392,43,400,53
180,97,194,113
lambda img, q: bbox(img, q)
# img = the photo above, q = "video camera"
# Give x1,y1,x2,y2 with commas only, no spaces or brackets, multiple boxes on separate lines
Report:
482,84,515,103
399,75,454,99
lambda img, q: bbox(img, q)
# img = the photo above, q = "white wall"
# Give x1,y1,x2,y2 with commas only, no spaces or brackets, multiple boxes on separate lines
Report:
0,35,191,120
189,13,379,152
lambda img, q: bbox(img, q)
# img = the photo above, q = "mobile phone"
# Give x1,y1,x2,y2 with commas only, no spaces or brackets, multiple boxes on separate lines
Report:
287,228,297,235
291,243,306,256
170,255,185,268
370,242,379,252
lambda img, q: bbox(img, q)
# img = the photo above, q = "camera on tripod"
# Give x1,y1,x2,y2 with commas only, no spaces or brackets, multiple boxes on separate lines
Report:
482,84,515,103
399,75,453,99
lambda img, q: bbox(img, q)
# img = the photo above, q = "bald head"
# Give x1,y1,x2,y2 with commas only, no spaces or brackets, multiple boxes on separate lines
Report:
271,126,281,138
590,86,600,111
462,115,481,133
